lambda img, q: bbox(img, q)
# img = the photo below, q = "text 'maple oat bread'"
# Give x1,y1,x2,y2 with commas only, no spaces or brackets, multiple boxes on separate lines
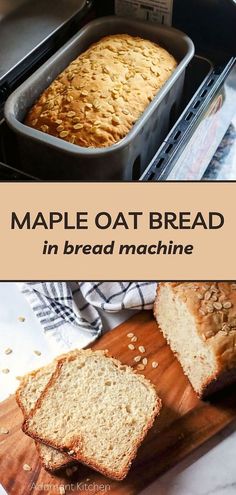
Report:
16,362,72,471
23,349,161,480
25,34,177,148
154,282,236,397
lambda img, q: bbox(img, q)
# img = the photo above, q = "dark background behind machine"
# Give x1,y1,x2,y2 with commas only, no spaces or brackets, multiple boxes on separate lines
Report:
0,0,235,180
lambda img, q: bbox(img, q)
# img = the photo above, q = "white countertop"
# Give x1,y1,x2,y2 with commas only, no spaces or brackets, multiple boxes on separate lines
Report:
0,282,236,495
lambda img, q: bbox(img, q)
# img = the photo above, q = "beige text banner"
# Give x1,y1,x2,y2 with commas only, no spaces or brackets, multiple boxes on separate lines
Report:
0,182,234,280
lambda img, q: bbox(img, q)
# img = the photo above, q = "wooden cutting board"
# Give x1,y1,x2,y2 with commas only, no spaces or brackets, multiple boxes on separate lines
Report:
1,311,236,495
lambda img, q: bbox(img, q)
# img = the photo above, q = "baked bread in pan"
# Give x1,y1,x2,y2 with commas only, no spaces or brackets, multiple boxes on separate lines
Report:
25,34,177,148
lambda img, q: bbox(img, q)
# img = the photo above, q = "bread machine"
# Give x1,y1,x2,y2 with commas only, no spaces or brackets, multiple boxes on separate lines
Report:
0,0,235,180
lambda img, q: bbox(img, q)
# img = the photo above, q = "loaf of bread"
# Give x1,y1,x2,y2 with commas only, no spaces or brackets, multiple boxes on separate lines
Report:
23,349,161,480
16,362,72,471
154,282,236,397
25,34,177,148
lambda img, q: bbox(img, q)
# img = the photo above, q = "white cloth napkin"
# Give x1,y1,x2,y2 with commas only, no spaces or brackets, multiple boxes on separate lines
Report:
19,282,157,352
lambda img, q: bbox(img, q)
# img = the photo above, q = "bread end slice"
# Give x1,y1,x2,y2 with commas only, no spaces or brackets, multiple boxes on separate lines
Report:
16,362,72,471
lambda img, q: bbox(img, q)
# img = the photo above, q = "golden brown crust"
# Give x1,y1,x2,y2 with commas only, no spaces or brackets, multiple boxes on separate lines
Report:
155,282,236,396
23,349,161,480
25,34,177,148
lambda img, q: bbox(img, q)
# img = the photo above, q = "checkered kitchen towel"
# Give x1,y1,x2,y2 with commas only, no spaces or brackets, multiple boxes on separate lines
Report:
19,282,157,352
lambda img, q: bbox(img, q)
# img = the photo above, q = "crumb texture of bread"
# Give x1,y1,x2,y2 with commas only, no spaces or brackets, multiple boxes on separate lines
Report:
25,34,177,148
154,282,236,396
16,363,56,415
16,363,71,471
23,349,161,480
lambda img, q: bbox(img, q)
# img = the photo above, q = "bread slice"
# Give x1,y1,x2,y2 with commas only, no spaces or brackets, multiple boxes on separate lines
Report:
16,362,72,471
154,282,236,397
23,349,161,480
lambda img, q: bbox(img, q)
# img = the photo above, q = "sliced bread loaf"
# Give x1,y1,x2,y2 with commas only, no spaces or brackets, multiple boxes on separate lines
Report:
154,282,236,397
16,362,71,471
23,349,161,480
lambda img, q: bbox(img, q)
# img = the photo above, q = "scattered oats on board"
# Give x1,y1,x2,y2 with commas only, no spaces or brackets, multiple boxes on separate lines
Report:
131,336,137,342
18,316,25,322
0,427,9,435
4,348,12,355
137,364,145,371
142,358,148,366
127,333,134,338
23,464,31,471
33,350,42,356
134,355,141,363
152,361,159,369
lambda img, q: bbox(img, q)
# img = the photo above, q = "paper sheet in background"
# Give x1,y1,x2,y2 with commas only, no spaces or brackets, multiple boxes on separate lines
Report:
115,0,173,26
